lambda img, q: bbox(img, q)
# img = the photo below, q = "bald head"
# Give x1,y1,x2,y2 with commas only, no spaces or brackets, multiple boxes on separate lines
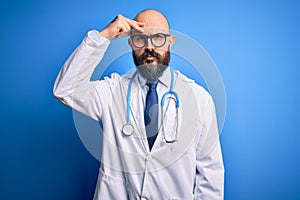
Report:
134,9,170,30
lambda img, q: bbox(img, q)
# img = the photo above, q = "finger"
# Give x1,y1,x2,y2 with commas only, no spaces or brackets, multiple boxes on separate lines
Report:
126,19,145,32
120,20,131,33
114,23,131,39
136,21,145,26
118,25,127,33
114,30,131,39
110,15,118,23
111,14,124,23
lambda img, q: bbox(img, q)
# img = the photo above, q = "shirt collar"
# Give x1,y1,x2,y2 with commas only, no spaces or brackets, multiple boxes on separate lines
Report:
157,67,171,88
138,67,171,88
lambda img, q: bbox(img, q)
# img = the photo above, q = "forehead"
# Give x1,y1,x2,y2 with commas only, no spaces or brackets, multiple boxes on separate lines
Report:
131,27,170,35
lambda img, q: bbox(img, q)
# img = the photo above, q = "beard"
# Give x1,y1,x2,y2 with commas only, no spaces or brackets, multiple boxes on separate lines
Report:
133,49,170,83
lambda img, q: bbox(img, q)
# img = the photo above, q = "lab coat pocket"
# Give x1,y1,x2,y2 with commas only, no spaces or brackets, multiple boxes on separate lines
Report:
93,169,128,200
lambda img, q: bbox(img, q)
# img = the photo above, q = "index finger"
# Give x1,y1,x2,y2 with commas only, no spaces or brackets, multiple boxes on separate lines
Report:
112,30,131,39
126,19,145,33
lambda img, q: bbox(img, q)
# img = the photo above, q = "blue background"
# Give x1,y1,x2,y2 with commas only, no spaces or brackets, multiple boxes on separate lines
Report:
1,0,300,199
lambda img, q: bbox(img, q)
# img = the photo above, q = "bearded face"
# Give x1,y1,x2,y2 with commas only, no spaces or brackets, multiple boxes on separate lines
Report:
133,48,170,82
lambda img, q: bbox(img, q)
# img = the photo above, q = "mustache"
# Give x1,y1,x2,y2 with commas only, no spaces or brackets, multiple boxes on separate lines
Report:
140,49,162,61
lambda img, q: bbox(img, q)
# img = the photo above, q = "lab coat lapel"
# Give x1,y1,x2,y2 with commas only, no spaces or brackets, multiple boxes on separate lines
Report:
129,75,150,153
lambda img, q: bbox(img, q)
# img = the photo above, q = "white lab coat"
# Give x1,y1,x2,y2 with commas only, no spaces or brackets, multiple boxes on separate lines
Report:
53,30,224,200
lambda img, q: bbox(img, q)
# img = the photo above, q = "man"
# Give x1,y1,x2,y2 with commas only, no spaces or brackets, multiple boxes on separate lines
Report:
53,9,224,200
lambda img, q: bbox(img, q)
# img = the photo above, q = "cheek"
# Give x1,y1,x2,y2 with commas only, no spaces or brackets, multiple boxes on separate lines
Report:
157,44,170,54
156,49,168,57
133,49,144,57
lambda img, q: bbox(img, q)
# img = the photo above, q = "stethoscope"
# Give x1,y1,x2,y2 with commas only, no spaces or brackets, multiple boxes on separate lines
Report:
122,69,180,143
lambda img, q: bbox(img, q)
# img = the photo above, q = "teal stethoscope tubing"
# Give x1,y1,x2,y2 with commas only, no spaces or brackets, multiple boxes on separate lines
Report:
123,69,180,139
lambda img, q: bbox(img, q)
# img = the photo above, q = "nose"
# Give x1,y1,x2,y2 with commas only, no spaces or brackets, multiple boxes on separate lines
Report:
145,37,154,50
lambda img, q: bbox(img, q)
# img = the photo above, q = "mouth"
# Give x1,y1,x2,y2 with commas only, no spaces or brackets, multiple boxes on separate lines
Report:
145,56,155,64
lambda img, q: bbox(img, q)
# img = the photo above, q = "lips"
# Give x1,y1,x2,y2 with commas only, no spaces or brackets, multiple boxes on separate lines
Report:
146,55,154,59
134,49,162,66
145,56,155,64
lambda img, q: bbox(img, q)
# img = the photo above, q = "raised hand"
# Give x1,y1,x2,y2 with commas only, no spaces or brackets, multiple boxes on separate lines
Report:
99,14,145,40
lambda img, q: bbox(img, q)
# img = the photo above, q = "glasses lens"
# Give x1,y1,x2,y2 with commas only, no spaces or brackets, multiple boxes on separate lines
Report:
151,33,166,47
132,33,168,48
132,35,146,48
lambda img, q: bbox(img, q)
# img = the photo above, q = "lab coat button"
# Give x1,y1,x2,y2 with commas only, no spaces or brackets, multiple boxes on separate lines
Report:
146,155,151,161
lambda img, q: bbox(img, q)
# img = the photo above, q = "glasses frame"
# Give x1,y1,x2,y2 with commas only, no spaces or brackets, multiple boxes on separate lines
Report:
130,33,171,48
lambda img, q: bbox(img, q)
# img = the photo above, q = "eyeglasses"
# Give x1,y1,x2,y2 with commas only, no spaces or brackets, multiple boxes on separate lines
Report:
130,33,171,48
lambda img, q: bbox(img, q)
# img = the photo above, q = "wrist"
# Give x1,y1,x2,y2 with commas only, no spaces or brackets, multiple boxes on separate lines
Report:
99,29,111,40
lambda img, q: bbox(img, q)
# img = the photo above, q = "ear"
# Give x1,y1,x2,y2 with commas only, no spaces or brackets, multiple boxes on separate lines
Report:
128,38,133,49
168,35,175,49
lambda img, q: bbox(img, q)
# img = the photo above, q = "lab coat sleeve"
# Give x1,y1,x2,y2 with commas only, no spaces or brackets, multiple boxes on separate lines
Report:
194,96,225,200
53,30,110,121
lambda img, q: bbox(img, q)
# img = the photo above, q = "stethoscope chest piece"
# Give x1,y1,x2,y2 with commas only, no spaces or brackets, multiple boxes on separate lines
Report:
122,123,134,136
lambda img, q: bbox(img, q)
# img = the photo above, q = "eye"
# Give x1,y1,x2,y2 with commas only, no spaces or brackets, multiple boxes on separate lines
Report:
132,35,147,48
151,33,166,47
153,33,164,40
133,35,146,42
